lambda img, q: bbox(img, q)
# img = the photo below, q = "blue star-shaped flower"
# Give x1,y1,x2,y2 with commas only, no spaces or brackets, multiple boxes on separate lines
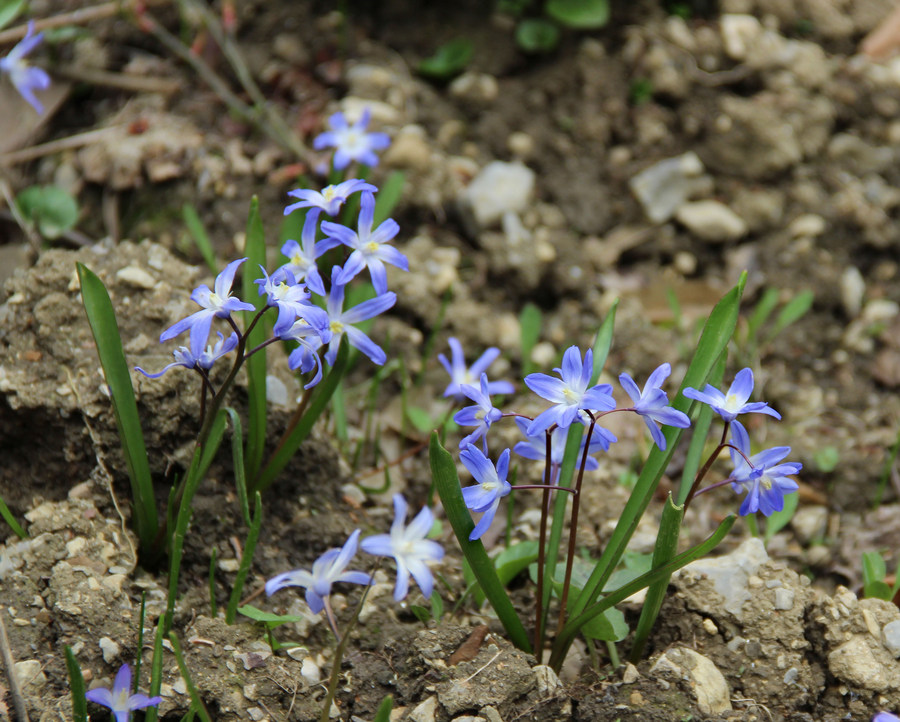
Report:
321,192,408,295
85,663,161,722
279,211,330,296
0,22,50,114
313,108,390,170
136,331,238,379
360,494,444,601
460,445,512,541
438,338,514,401
619,362,691,450
265,529,373,614
524,346,615,436
512,417,615,484
159,258,254,346
728,421,801,516
683,367,780,423
284,178,377,218
453,373,504,451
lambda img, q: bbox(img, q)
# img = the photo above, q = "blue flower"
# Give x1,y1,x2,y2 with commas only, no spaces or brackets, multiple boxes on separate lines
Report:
873,713,900,722
460,445,512,541
265,529,373,614
360,494,444,601
284,178,377,218
683,368,780,423
512,417,615,484
0,21,50,114
619,362,691,450
255,265,328,337
314,108,391,170
85,663,161,722
136,331,238,379
320,266,396,366
320,192,408,295
438,338,514,401
453,373,504,451
276,318,330,388
524,346,615,436
279,212,329,296
159,258,254,346
729,421,801,516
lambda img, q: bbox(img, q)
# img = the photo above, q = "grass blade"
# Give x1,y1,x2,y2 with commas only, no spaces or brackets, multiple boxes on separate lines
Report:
519,303,542,377
169,632,213,722
144,620,165,722
242,196,269,480
77,263,157,554
225,407,250,526
430,432,532,653
373,171,406,225
0,494,26,539
65,645,88,722
182,203,217,275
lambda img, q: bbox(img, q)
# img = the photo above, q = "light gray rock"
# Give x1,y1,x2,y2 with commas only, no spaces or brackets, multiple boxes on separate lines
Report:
675,200,748,242
459,161,536,230
790,505,828,544
629,152,709,223
650,647,732,715
884,620,900,657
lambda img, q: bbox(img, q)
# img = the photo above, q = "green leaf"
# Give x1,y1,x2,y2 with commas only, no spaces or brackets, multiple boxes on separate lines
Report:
226,492,262,624
16,185,79,239
771,289,814,338
471,540,539,606
169,633,213,722
418,39,473,80
0,493,26,539
77,263,157,553
813,445,839,473
545,0,610,28
242,197,269,480
430,590,444,622
745,287,780,344
182,204,217,275
764,491,799,544
519,303,542,376
65,646,88,722
410,605,431,623
237,604,304,627
515,19,560,53
373,171,406,225
405,405,434,433
580,605,628,642
144,621,165,722
430,433,532,653
0,0,26,31
373,695,394,722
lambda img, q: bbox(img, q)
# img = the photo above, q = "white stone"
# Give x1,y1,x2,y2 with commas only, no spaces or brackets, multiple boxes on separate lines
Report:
460,161,536,229
116,266,156,289
408,696,438,722
449,72,499,104
840,267,865,318
675,200,748,242
651,647,731,715
301,657,321,685
788,213,827,238
265,374,289,407
533,665,562,695
14,660,46,689
884,620,900,657
721,14,763,61
774,588,795,611
629,152,707,223
99,636,120,664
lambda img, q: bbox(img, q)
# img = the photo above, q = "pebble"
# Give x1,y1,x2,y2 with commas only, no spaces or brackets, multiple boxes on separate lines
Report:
301,657,321,685
14,660,46,689
507,131,535,160
675,200,748,242
533,665,562,695
650,647,732,715
788,213,827,239
408,696,438,722
99,636,120,663
622,662,640,683
384,126,432,171
791,505,828,544
449,72,499,105
884,620,900,657
115,266,156,289
774,588,796,611
459,161,536,229
629,152,708,223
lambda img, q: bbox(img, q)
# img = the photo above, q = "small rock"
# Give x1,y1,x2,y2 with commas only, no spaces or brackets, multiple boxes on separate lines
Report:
721,14,763,61
675,200,748,242
301,657,321,685
533,665,562,695
622,662,640,684
884,620,900,657
828,637,889,691
840,266,866,318
449,72,499,105
115,266,156,289
774,588,795,611
629,152,708,223
791,505,828,544
384,126,432,171
265,375,289,407
408,696,438,722
14,660,46,689
459,161,536,229
99,636,120,664
651,647,732,715
507,131,535,160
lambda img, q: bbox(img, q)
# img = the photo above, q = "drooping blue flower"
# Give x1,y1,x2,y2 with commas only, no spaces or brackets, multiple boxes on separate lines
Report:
85,663,162,722
438,337,514,401
265,529,373,614
460,445,512,541
512,416,615,484
525,346,615,436
320,192,408,295
276,318,327,389
136,331,238,379
454,373,504,451
159,258,254,346
314,108,391,170
0,21,50,114
619,362,691,450
360,494,444,601
873,713,900,722
320,266,396,366
284,178,377,218
728,420,801,516
255,265,328,337
279,212,329,296
683,367,781,423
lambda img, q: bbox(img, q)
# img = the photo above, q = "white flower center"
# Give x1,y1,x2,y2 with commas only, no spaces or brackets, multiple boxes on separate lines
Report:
365,240,380,253
330,320,344,334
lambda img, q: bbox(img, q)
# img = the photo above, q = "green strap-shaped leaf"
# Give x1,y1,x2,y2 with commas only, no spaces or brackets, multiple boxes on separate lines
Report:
242,197,269,480
569,274,745,622
550,515,735,670
225,407,250,526
373,171,406,225
77,263,157,553
0,494,26,539
169,633,213,722
430,433,532,653
182,204,217,275
143,620,166,722
226,492,262,624
65,646,88,722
